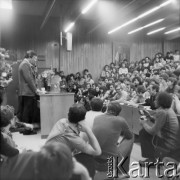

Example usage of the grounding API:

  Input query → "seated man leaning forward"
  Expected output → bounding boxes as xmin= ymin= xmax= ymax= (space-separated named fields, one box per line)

xmin=139 ymin=92 xmax=180 ymax=163
xmin=46 ymin=103 xmax=101 ymax=156
xmin=92 ymin=102 xmax=134 ymax=173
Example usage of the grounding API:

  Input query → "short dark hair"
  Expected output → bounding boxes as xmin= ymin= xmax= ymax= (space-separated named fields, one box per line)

xmin=168 ymin=77 xmax=177 ymax=85
xmin=160 ymin=73 xmax=169 ymax=81
xmin=156 ymin=92 xmax=172 ymax=109
xmin=107 ymin=102 xmax=122 ymax=116
xmin=132 ymin=77 xmax=142 ymax=85
xmin=68 ymin=104 xmax=86 ymax=124
xmin=90 ymin=98 xmax=103 ymax=111
xmin=24 ymin=50 xmax=37 ymax=58
xmin=137 ymin=85 xmax=145 ymax=94
xmin=0 ymin=105 xmax=14 ymax=128
xmin=36 ymin=142 xmax=73 ymax=180
xmin=152 ymin=84 xmax=159 ymax=92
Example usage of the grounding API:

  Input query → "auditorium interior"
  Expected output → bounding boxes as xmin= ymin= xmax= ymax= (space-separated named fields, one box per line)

xmin=0 ymin=0 xmax=180 ymax=180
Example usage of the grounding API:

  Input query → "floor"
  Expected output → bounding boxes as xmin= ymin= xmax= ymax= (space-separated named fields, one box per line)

xmin=13 ymin=132 xmax=167 ymax=180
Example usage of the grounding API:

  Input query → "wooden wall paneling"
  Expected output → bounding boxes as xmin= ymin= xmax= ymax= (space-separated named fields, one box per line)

xmin=130 ymin=38 xmax=163 ymax=61
xmin=163 ymin=39 xmax=180 ymax=54
xmin=60 ymin=30 xmax=112 ymax=80
xmin=46 ymin=41 xmax=59 ymax=70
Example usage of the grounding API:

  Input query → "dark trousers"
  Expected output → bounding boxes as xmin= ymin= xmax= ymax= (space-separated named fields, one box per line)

xmin=139 ymin=129 xmax=155 ymax=159
xmin=17 ymin=96 xmax=40 ymax=124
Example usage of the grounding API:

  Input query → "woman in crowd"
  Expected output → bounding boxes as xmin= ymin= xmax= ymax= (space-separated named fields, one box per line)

xmin=119 ymin=62 xmax=128 ymax=75
xmin=136 ymin=62 xmax=144 ymax=72
xmin=86 ymin=74 xmax=94 ymax=86
xmin=75 ymin=72 xmax=81 ymax=85
xmin=100 ymin=65 xmax=110 ymax=79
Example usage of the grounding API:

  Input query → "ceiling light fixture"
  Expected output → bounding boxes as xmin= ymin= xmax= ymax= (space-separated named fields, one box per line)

xmin=81 ymin=0 xmax=98 ymax=14
xmin=108 ymin=0 xmax=173 ymax=34
xmin=147 ymin=27 xmax=166 ymax=35
xmin=64 ymin=22 xmax=75 ymax=33
xmin=164 ymin=27 xmax=180 ymax=34
xmin=128 ymin=18 xmax=164 ymax=34
xmin=0 ymin=0 xmax=12 ymax=9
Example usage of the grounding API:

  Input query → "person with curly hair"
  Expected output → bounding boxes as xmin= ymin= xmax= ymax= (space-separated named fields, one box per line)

xmin=139 ymin=92 xmax=180 ymax=163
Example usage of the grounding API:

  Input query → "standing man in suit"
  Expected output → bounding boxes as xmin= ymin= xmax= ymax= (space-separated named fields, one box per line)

xmin=18 ymin=50 xmax=38 ymax=124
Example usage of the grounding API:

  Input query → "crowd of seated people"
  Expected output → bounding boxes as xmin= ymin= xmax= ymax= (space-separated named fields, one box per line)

xmin=1 ymin=49 xmax=180 ymax=180
xmin=56 ymin=50 xmax=180 ymax=114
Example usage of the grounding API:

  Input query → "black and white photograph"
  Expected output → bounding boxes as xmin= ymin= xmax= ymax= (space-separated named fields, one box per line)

xmin=0 ymin=0 xmax=180 ymax=179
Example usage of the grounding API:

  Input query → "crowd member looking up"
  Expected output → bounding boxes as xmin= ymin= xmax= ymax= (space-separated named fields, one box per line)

xmin=18 ymin=50 xmax=38 ymax=124
xmin=93 ymin=102 xmax=134 ymax=173
xmin=0 ymin=142 xmax=91 ymax=180
xmin=139 ymin=92 xmax=180 ymax=163
xmin=46 ymin=103 xmax=101 ymax=156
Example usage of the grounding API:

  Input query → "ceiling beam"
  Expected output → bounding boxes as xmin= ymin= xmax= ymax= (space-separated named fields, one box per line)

xmin=40 ymin=0 xmax=57 ymax=30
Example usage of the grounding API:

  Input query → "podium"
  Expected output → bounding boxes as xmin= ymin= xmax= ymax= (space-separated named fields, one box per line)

xmin=39 ymin=93 xmax=74 ymax=138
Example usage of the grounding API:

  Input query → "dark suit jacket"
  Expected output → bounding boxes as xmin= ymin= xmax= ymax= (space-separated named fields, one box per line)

xmin=18 ymin=59 xmax=36 ymax=96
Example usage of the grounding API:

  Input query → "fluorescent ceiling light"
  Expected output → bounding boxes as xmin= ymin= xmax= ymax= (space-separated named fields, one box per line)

xmin=82 ymin=0 xmax=98 ymax=14
xmin=137 ymin=7 xmax=160 ymax=19
xmin=128 ymin=19 xmax=164 ymax=34
xmin=159 ymin=0 xmax=173 ymax=7
xmin=108 ymin=17 xmax=139 ymax=34
xmin=108 ymin=0 xmax=173 ymax=34
xmin=0 ymin=0 xmax=12 ymax=9
xmin=64 ymin=22 xmax=75 ymax=33
xmin=147 ymin=27 xmax=166 ymax=35
xmin=164 ymin=27 xmax=180 ymax=34
xmin=144 ymin=19 xmax=164 ymax=28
